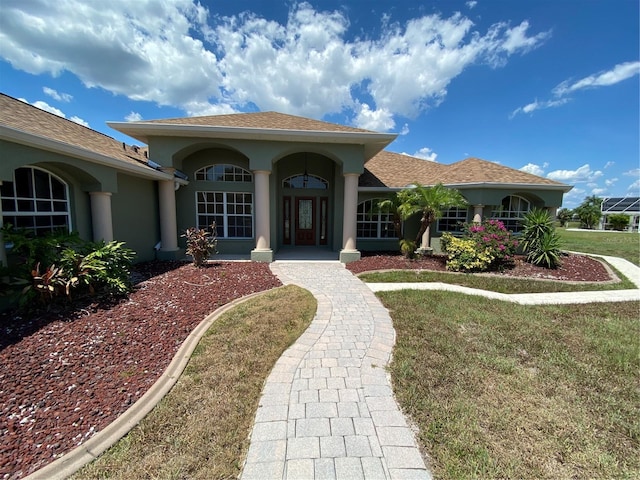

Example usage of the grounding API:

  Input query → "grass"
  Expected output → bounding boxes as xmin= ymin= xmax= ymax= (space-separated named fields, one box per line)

xmin=380 ymin=290 xmax=640 ymax=479
xmin=358 ymin=266 xmax=637 ymax=293
xmin=557 ymin=228 xmax=640 ymax=266
xmin=73 ymin=285 xmax=316 ymax=480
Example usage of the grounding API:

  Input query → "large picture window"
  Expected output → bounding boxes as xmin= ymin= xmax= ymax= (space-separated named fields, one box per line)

xmin=1 ymin=167 xmax=70 ymax=235
xmin=357 ymin=199 xmax=395 ymax=239
xmin=437 ymin=207 xmax=468 ymax=232
xmin=491 ymin=195 xmax=531 ymax=232
xmin=195 ymin=164 xmax=252 ymax=182
xmin=196 ymin=191 xmax=253 ymax=238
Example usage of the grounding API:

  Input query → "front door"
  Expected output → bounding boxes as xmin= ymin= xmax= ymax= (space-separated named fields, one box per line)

xmin=295 ymin=197 xmax=315 ymax=245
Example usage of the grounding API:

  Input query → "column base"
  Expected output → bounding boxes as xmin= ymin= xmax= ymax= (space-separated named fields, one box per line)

xmin=156 ymin=248 xmax=183 ymax=261
xmin=251 ymin=249 xmax=274 ymax=262
xmin=339 ymin=249 xmax=361 ymax=264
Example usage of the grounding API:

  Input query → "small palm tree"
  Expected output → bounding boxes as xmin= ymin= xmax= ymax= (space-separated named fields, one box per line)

xmin=397 ymin=183 xmax=467 ymax=249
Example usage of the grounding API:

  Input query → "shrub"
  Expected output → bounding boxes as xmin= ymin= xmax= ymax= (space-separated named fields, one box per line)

xmin=608 ymin=213 xmax=630 ymax=231
xmin=441 ymin=219 xmax=518 ymax=272
xmin=521 ymin=208 xmax=562 ymax=269
xmin=183 ymin=224 xmax=218 ymax=267
xmin=526 ymin=231 xmax=563 ymax=269
xmin=399 ymin=239 xmax=416 ymax=259
xmin=440 ymin=233 xmax=494 ymax=272
xmin=2 ymin=226 xmax=135 ymax=309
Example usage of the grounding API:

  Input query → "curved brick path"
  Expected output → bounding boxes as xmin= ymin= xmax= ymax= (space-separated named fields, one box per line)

xmin=240 ymin=261 xmax=431 ymax=480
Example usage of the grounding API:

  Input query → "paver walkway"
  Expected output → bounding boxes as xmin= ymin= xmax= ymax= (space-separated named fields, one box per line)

xmin=240 ymin=261 xmax=431 ymax=480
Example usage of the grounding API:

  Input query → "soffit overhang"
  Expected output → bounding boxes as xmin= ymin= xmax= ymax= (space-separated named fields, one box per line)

xmin=107 ymin=122 xmax=397 ymax=160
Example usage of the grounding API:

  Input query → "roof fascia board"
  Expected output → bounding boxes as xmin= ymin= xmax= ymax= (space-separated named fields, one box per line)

xmin=0 ymin=126 xmax=172 ymax=181
xmin=107 ymin=121 xmax=396 ymax=146
xmin=443 ymin=181 xmax=572 ymax=192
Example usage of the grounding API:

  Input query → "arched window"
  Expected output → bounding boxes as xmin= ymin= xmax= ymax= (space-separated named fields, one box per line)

xmin=491 ymin=195 xmax=531 ymax=232
xmin=357 ymin=199 xmax=395 ymax=239
xmin=1 ymin=167 xmax=71 ymax=235
xmin=283 ymin=174 xmax=328 ymax=189
xmin=195 ymin=164 xmax=252 ymax=182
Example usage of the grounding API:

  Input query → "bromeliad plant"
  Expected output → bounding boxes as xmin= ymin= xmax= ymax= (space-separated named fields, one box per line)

xmin=183 ymin=223 xmax=218 ymax=268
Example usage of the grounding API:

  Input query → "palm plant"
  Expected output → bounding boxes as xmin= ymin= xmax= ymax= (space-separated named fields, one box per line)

xmin=396 ymin=183 xmax=467 ymax=250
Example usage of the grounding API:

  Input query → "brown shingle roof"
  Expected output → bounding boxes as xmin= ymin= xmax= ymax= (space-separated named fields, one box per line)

xmin=0 ymin=93 xmax=151 ymax=170
xmin=363 ymin=154 xmax=568 ymax=188
xmin=143 ymin=111 xmax=374 ymax=133
xmin=361 ymin=151 xmax=447 ymax=187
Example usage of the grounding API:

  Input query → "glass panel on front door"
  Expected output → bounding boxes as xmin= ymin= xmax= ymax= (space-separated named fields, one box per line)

xmin=295 ymin=197 xmax=316 ymax=245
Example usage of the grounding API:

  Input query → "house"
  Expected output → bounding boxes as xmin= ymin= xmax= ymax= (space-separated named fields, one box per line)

xmin=0 ymin=92 xmax=572 ymax=264
xmin=599 ymin=197 xmax=640 ymax=231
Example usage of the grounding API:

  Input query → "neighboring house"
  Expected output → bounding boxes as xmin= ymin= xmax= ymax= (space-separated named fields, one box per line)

xmin=599 ymin=197 xmax=640 ymax=231
xmin=0 ymin=93 xmax=572 ymax=264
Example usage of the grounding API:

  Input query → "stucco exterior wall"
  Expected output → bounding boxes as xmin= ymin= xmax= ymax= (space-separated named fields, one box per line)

xmin=111 ymin=173 xmax=160 ymax=262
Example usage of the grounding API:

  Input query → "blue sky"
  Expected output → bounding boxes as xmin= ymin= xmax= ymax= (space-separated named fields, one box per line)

xmin=1 ymin=0 xmax=638 ymax=208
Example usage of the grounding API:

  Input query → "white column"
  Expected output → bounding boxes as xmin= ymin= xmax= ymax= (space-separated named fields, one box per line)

xmin=473 ymin=204 xmax=484 ymax=223
xmin=341 ymin=173 xmax=359 ymax=252
xmin=89 ymin=191 xmax=114 ymax=242
xmin=0 ymin=181 xmax=6 ymax=266
xmin=253 ymin=170 xmax=271 ymax=251
xmin=158 ymin=176 xmax=178 ymax=252
xmin=547 ymin=206 xmax=558 ymax=221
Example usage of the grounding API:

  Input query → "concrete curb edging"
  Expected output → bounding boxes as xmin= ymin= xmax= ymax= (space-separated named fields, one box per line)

xmin=25 ymin=288 xmax=280 ymax=480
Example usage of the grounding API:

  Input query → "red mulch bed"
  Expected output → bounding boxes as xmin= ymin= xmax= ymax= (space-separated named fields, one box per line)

xmin=0 ymin=261 xmax=281 ymax=479
xmin=347 ymin=252 xmax=613 ymax=282
xmin=0 ymin=253 xmax=613 ymax=478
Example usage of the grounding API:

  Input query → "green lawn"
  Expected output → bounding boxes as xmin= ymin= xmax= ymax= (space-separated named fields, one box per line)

xmin=358 ymin=267 xmax=636 ymax=293
xmin=557 ymin=228 xmax=640 ymax=266
xmin=382 ymin=291 xmax=640 ymax=479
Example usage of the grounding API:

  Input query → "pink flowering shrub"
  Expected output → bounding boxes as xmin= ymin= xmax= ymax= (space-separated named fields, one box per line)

xmin=441 ymin=219 xmax=518 ymax=272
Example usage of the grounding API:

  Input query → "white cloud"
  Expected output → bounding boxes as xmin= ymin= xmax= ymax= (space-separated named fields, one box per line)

xmin=0 ymin=1 xmax=550 ymax=127
xmin=400 ymin=123 xmax=410 ymax=135
xmin=553 ymin=61 xmax=640 ymax=97
xmin=628 ymin=179 xmax=640 ymax=192
xmin=510 ymin=97 xmax=569 ymax=117
xmin=23 ymin=98 xmax=89 ymax=126
xmin=519 ymin=162 xmax=546 ymax=176
xmin=353 ymin=103 xmax=395 ymax=131
xmin=624 ymin=168 xmax=640 ymax=178
xmin=547 ymin=163 xmax=603 ymax=183
xmin=412 ymin=147 xmax=438 ymax=162
xmin=125 ymin=111 xmax=143 ymax=122
xmin=466 ymin=1 xmax=478 ymax=9
xmin=43 ymin=87 xmax=72 ymax=102
xmin=31 ymin=100 xmax=66 ymax=117
xmin=604 ymin=161 xmax=615 ymax=169
xmin=604 ymin=178 xmax=618 ymax=187
xmin=590 ymin=187 xmax=607 ymax=196
xmin=512 ymin=61 xmax=639 ymax=118
xmin=70 ymin=116 xmax=90 ymax=127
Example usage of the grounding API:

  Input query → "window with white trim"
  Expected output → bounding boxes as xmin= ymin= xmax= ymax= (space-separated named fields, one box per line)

xmin=195 ymin=164 xmax=252 ymax=182
xmin=196 ymin=191 xmax=253 ymax=238
xmin=1 ymin=167 xmax=71 ymax=235
xmin=357 ymin=199 xmax=395 ymax=238
xmin=491 ymin=195 xmax=531 ymax=232
xmin=437 ymin=207 xmax=468 ymax=232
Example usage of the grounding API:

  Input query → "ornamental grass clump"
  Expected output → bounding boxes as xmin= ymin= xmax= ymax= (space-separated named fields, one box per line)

xmin=441 ymin=219 xmax=518 ymax=272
